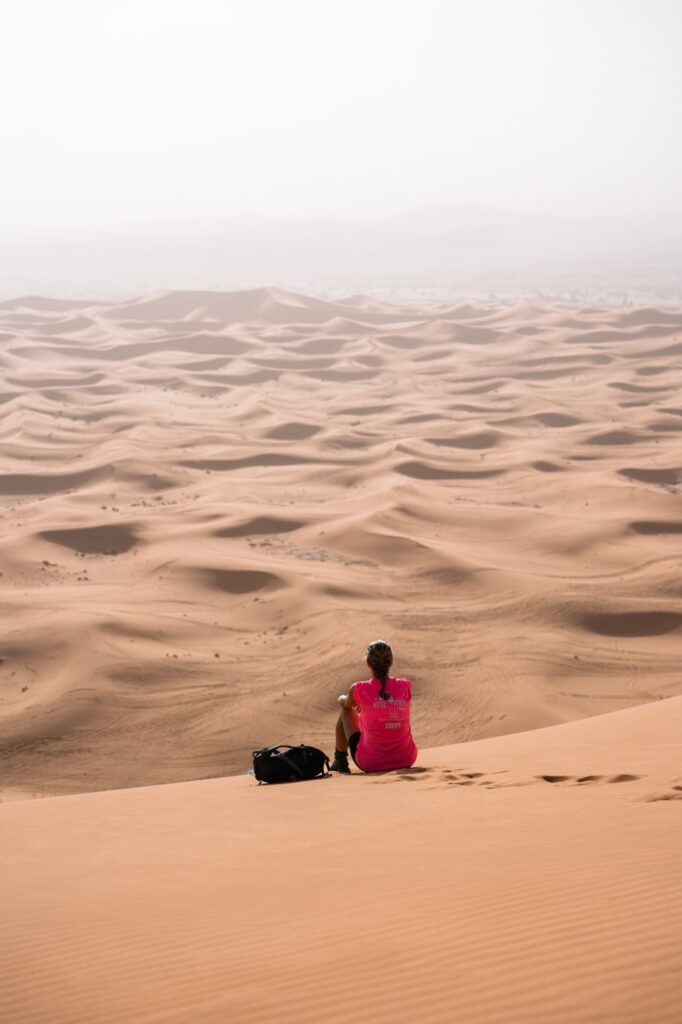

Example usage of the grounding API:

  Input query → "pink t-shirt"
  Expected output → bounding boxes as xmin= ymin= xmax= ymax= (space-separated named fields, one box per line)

xmin=352 ymin=676 xmax=418 ymax=773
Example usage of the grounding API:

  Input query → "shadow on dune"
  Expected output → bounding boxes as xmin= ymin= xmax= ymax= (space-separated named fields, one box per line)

xmin=39 ymin=523 xmax=140 ymax=555
xmin=579 ymin=610 xmax=682 ymax=637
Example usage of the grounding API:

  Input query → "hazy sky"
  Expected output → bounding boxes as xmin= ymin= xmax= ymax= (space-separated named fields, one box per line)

xmin=3 ymin=0 xmax=681 ymax=233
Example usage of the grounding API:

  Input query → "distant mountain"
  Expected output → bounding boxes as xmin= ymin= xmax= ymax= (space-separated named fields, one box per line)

xmin=102 ymin=286 xmax=403 ymax=325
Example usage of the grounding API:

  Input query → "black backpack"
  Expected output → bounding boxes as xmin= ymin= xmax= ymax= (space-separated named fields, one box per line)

xmin=252 ymin=743 xmax=331 ymax=784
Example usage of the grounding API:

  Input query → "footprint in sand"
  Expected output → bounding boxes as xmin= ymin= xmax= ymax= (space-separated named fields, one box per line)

xmin=394 ymin=767 xmax=504 ymax=787
xmin=392 ymin=766 xmax=433 ymax=782
xmin=370 ymin=766 xmax=458 ymax=784
xmin=371 ymin=768 xmax=648 ymax=793
xmin=537 ymin=773 xmax=640 ymax=786
xmin=640 ymin=782 xmax=682 ymax=803
xmin=418 ymin=769 xmax=512 ymax=789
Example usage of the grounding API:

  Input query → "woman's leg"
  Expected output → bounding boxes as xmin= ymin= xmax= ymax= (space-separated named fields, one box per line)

xmin=335 ymin=707 xmax=360 ymax=752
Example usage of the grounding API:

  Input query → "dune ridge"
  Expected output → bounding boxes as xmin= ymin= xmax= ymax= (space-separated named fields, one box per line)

xmin=1 ymin=695 xmax=680 ymax=1023
xmin=1 ymin=287 xmax=681 ymax=1022
xmin=0 ymin=287 xmax=681 ymax=796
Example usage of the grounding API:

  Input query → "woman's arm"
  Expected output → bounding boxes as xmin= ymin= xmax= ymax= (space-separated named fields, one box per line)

xmin=337 ymin=683 xmax=358 ymax=709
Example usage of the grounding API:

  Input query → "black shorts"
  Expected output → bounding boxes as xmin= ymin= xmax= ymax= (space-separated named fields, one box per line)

xmin=348 ymin=731 xmax=361 ymax=765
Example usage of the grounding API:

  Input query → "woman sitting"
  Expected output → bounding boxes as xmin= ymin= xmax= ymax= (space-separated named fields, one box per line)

xmin=330 ymin=639 xmax=418 ymax=774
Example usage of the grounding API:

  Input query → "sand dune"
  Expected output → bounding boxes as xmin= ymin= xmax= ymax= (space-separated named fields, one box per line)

xmin=0 ymin=288 xmax=681 ymax=795
xmin=426 ymin=430 xmax=501 ymax=448
xmin=1 ymin=288 xmax=681 ymax=1021
xmin=1 ymin=695 xmax=680 ymax=1023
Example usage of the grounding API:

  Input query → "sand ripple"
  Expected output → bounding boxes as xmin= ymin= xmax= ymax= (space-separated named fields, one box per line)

xmin=0 ymin=287 xmax=680 ymax=795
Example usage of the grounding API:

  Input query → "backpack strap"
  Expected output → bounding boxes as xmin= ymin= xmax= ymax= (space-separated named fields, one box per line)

xmin=274 ymin=753 xmax=306 ymax=779
xmin=274 ymin=746 xmax=331 ymax=781
xmin=253 ymin=744 xmax=297 ymax=758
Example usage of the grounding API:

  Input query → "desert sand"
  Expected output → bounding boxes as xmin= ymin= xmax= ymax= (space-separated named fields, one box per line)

xmin=0 ymin=288 xmax=681 ymax=1021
